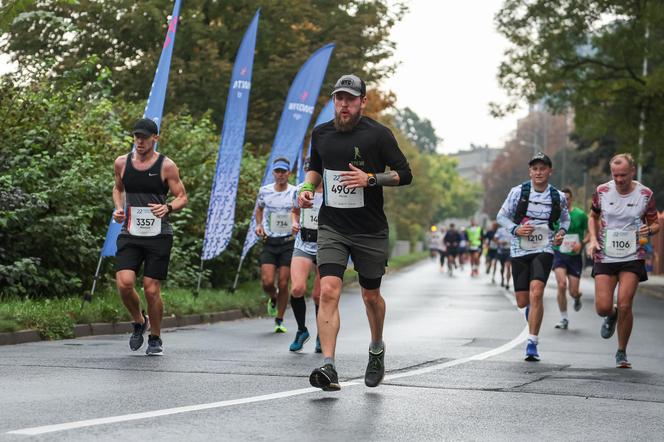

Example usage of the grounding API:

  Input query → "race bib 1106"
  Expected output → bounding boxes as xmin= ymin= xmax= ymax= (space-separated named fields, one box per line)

xmin=604 ymin=229 xmax=637 ymax=258
xmin=269 ymin=212 xmax=292 ymax=235
xmin=324 ymin=169 xmax=364 ymax=209
xmin=128 ymin=206 xmax=161 ymax=237
xmin=519 ymin=224 xmax=549 ymax=251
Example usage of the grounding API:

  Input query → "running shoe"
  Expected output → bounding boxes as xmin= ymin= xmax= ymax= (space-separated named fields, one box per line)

xmin=309 ymin=364 xmax=340 ymax=391
xmin=289 ymin=328 xmax=310 ymax=352
xmin=274 ymin=321 xmax=287 ymax=333
xmin=315 ymin=335 xmax=322 ymax=353
xmin=266 ymin=298 xmax=277 ymax=317
xmin=129 ymin=311 xmax=149 ymax=351
xmin=573 ymin=295 xmax=582 ymax=312
xmin=615 ymin=350 xmax=631 ymax=368
xmin=601 ymin=306 xmax=618 ymax=339
xmin=554 ymin=318 xmax=569 ymax=330
xmin=145 ymin=335 xmax=163 ymax=356
xmin=525 ymin=339 xmax=539 ymax=362
xmin=365 ymin=347 xmax=385 ymax=387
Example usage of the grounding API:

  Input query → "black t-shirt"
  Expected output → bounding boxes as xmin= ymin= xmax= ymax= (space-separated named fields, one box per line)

xmin=309 ymin=116 xmax=412 ymax=234
xmin=444 ymin=230 xmax=461 ymax=247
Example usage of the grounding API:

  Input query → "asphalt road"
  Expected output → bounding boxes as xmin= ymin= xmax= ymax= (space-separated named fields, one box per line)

xmin=1 ymin=259 xmax=663 ymax=441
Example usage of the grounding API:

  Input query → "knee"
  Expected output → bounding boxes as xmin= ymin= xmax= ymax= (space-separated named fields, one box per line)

xmin=362 ymin=290 xmax=382 ymax=305
xmin=143 ymin=286 xmax=161 ymax=302
xmin=558 ymin=281 xmax=567 ymax=292
xmin=291 ymin=283 xmax=306 ymax=298
xmin=116 ymin=276 xmax=134 ymax=293
xmin=617 ymin=300 xmax=632 ymax=315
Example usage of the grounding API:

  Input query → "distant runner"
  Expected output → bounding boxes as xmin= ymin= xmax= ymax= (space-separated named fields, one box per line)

xmin=495 ymin=226 xmax=512 ymax=289
xmin=467 ymin=219 xmax=483 ymax=277
xmin=484 ymin=222 xmax=499 ymax=283
xmin=443 ymin=223 xmax=461 ymax=276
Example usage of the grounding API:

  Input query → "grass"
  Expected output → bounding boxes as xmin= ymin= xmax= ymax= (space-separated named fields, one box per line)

xmin=0 ymin=251 xmax=428 ymax=340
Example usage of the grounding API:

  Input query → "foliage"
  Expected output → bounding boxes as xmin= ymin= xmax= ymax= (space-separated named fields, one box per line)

xmin=393 ymin=107 xmax=442 ymax=154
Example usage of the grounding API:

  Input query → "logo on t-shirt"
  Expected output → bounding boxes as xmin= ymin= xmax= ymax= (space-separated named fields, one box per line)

xmin=351 ymin=146 xmax=364 ymax=167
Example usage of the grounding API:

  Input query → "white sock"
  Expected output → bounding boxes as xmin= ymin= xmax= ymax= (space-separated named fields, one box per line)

xmin=561 ymin=311 xmax=568 ymax=320
xmin=528 ymin=334 xmax=538 ymax=344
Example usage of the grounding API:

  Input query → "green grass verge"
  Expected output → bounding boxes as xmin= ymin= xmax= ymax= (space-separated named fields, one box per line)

xmin=0 ymin=251 xmax=428 ymax=340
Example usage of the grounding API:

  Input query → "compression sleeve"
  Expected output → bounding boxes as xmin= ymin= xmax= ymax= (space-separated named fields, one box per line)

xmin=380 ymin=127 xmax=412 ymax=185
xmin=497 ymin=186 xmax=520 ymax=233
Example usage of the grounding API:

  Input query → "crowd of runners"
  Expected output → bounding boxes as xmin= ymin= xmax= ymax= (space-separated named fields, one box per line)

xmin=110 ymin=73 xmax=659 ymax=391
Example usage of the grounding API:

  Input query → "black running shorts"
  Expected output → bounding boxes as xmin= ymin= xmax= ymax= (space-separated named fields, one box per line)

xmin=115 ymin=234 xmax=174 ymax=280
xmin=592 ymin=259 xmax=648 ymax=282
xmin=260 ymin=238 xmax=295 ymax=268
xmin=511 ymin=252 xmax=554 ymax=292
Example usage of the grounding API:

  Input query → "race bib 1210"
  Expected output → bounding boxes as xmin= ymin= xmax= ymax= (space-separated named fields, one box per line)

xmin=519 ymin=224 xmax=549 ymax=251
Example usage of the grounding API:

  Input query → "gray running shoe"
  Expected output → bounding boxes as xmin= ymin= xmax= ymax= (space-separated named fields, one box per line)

xmin=365 ymin=347 xmax=385 ymax=387
xmin=145 ymin=335 xmax=163 ymax=356
xmin=554 ymin=318 xmax=569 ymax=330
xmin=601 ymin=306 xmax=618 ymax=339
xmin=129 ymin=311 xmax=149 ymax=351
xmin=615 ymin=350 xmax=631 ymax=368
xmin=573 ymin=295 xmax=582 ymax=312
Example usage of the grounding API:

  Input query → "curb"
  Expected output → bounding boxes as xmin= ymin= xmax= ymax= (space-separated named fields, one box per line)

xmin=0 ymin=310 xmax=246 ymax=347
xmin=638 ymin=285 xmax=664 ymax=300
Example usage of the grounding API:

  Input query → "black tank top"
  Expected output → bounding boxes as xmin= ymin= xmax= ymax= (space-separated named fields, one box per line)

xmin=120 ymin=153 xmax=172 ymax=236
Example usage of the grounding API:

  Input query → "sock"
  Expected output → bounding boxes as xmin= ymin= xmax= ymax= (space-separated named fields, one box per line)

xmin=528 ymin=334 xmax=538 ymax=344
xmin=290 ymin=296 xmax=307 ymax=331
xmin=275 ymin=318 xmax=283 ymax=326
xmin=369 ymin=340 xmax=384 ymax=353
xmin=561 ymin=311 xmax=568 ymax=320
xmin=324 ymin=357 xmax=334 ymax=368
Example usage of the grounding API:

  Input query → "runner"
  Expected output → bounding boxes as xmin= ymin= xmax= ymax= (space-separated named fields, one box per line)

xmin=288 ymin=163 xmax=323 ymax=353
xmin=299 ymin=74 xmax=412 ymax=391
xmin=112 ymin=118 xmax=188 ymax=356
xmin=467 ymin=219 xmax=483 ymax=277
xmin=587 ymin=153 xmax=659 ymax=368
xmin=497 ymin=152 xmax=569 ymax=361
xmin=443 ymin=223 xmax=461 ymax=276
xmin=552 ymin=188 xmax=589 ymax=330
xmin=255 ymin=157 xmax=298 ymax=333
xmin=494 ymin=225 xmax=512 ymax=289
xmin=458 ymin=227 xmax=469 ymax=271
xmin=484 ymin=221 xmax=499 ymax=282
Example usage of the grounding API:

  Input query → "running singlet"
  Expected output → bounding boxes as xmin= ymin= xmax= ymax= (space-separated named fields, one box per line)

xmin=257 ymin=183 xmax=297 ymax=238
xmin=121 ymin=153 xmax=172 ymax=237
xmin=467 ymin=226 xmax=482 ymax=249
xmin=554 ymin=206 xmax=587 ymax=255
xmin=591 ymin=180 xmax=657 ymax=263
xmin=293 ymin=183 xmax=323 ymax=255
xmin=497 ymin=182 xmax=570 ymax=258
xmin=309 ymin=116 xmax=412 ymax=234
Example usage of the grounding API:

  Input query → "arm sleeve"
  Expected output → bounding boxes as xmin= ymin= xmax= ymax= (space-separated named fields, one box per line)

xmin=381 ymin=128 xmax=412 ymax=185
xmin=497 ymin=187 xmax=519 ymax=232
xmin=309 ymin=128 xmax=323 ymax=175
xmin=591 ymin=188 xmax=601 ymax=214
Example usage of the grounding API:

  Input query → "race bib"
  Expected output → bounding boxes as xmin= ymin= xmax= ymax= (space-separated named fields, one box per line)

xmin=324 ymin=169 xmax=364 ymax=209
xmin=128 ymin=207 xmax=161 ymax=237
xmin=302 ymin=206 xmax=319 ymax=230
xmin=604 ymin=229 xmax=637 ymax=258
xmin=559 ymin=233 xmax=580 ymax=254
xmin=269 ymin=212 xmax=292 ymax=235
xmin=519 ymin=225 xmax=549 ymax=251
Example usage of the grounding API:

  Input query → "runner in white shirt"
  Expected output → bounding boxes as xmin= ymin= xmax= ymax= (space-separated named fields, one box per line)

xmin=587 ymin=153 xmax=660 ymax=368
xmin=255 ymin=157 xmax=298 ymax=333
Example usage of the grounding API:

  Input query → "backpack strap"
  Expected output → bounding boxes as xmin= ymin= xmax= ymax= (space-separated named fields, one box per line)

xmin=512 ymin=181 xmax=531 ymax=225
xmin=549 ymin=186 xmax=561 ymax=229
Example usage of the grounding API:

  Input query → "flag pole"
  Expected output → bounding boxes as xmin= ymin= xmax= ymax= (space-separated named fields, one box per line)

xmin=81 ymin=254 xmax=104 ymax=309
xmin=231 ymin=256 xmax=245 ymax=293
xmin=194 ymin=258 xmax=204 ymax=296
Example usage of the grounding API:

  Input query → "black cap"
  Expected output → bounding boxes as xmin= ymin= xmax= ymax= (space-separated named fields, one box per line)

xmin=528 ymin=152 xmax=552 ymax=167
xmin=331 ymin=74 xmax=366 ymax=97
xmin=132 ymin=118 xmax=159 ymax=136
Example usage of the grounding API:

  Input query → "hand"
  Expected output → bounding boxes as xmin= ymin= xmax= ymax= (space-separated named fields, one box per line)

xmin=638 ymin=224 xmax=650 ymax=237
xmin=572 ymin=242 xmax=582 ymax=253
xmin=553 ymin=230 xmax=565 ymax=246
xmin=149 ymin=203 xmax=169 ymax=219
xmin=586 ymin=240 xmax=600 ymax=257
xmin=255 ymin=224 xmax=266 ymax=237
xmin=292 ymin=222 xmax=301 ymax=235
xmin=515 ymin=224 xmax=534 ymax=237
xmin=340 ymin=163 xmax=368 ymax=189
xmin=113 ymin=208 xmax=125 ymax=223
xmin=298 ymin=191 xmax=314 ymax=208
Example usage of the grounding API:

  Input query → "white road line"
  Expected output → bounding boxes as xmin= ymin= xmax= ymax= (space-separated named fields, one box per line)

xmin=8 ymin=289 xmax=527 ymax=436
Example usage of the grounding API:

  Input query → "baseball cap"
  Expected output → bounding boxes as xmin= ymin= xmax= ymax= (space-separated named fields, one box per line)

xmin=528 ymin=152 xmax=552 ymax=167
xmin=272 ymin=157 xmax=290 ymax=172
xmin=132 ymin=118 xmax=159 ymax=136
xmin=331 ymin=74 xmax=366 ymax=97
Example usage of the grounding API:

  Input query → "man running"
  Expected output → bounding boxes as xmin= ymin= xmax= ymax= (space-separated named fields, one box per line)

xmin=299 ymin=74 xmax=412 ymax=391
xmin=443 ymin=223 xmax=461 ymax=276
xmin=113 ymin=118 xmax=188 ymax=356
xmin=288 ymin=163 xmax=323 ymax=353
xmin=587 ymin=153 xmax=659 ymax=368
xmin=255 ymin=157 xmax=298 ymax=333
xmin=484 ymin=221 xmax=499 ymax=282
xmin=467 ymin=219 xmax=483 ymax=277
xmin=495 ymin=225 xmax=512 ymax=289
xmin=497 ymin=152 xmax=569 ymax=361
xmin=552 ymin=188 xmax=588 ymax=330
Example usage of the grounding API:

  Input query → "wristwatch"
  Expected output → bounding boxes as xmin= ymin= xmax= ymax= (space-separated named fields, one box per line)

xmin=367 ymin=173 xmax=377 ymax=187
xmin=167 ymin=204 xmax=173 ymax=214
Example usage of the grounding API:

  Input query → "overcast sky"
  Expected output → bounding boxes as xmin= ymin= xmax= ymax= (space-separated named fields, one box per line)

xmin=383 ymin=0 xmax=527 ymax=154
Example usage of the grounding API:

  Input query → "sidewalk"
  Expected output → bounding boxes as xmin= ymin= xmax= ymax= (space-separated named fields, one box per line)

xmin=640 ymin=274 xmax=664 ymax=299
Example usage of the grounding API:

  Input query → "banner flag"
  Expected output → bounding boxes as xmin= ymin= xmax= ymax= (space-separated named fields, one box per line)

xmin=200 ymin=11 xmax=260 ymax=260
xmin=297 ymin=99 xmax=334 ymax=184
xmin=100 ymin=0 xmax=183 ymax=257
xmin=240 ymin=43 xmax=335 ymax=260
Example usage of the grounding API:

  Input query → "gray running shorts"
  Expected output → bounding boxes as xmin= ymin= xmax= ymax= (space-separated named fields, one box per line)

xmin=293 ymin=247 xmax=316 ymax=263
xmin=317 ymin=225 xmax=389 ymax=279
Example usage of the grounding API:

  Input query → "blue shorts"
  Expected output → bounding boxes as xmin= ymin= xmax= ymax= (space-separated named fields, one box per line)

xmin=552 ymin=250 xmax=582 ymax=278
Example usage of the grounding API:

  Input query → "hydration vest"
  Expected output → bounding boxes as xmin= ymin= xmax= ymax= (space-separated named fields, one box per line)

xmin=512 ymin=181 xmax=561 ymax=230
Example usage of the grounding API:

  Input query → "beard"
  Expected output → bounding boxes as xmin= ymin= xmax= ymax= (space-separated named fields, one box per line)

xmin=334 ymin=110 xmax=361 ymax=132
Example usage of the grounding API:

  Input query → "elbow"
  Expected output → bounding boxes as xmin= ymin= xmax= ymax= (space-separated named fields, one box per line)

xmin=397 ymin=170 xmax=413 ymax=186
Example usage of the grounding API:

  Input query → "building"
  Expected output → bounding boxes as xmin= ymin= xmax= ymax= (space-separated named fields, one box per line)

xmin=450 ymin=144 xmax=502 ymax=184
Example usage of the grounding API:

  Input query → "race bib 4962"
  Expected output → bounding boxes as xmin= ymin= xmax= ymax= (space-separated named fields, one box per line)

xmin=324 ymin=169 xmax=364 ymax=209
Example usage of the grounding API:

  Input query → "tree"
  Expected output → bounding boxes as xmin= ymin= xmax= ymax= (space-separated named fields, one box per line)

xmin=393 ymin=106 xmax=441 ymax=154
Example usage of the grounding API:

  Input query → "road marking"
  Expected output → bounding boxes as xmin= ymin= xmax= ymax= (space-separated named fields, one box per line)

xmin=8 ymin=289 xmax=527 ymax=436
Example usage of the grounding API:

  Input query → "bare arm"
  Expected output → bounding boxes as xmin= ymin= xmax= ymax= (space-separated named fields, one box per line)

xmin=112 ymin=156 xmax=127 ymax=223
xmin=149 ymin=158 xmax=188 ymax=218
xmin=298 ymin=170 xmax=322 ymax=208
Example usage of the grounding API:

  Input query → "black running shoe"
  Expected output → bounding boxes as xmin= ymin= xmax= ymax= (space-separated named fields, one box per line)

xmin=365 ymin=347 xmax=385 ymax=387
xmin=309 ymin=364 xmax=340 ymax=391
xmin=145 ymin=335 xmax=163 ymax=356
xmin=129 ymin=311 xmax=149 ymax=351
